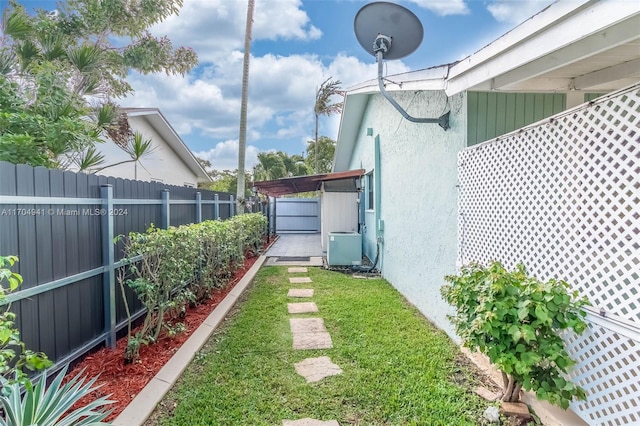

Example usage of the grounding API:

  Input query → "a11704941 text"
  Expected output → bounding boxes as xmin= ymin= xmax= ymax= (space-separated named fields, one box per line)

xmin=1 ymin=208 xmax=128 ymax=216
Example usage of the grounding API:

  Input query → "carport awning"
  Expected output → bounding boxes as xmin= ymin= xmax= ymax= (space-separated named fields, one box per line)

xmin=253 ymin=169 xmax=365 ymax=197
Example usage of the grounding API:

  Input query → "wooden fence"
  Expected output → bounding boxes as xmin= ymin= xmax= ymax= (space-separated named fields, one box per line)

xmin=0 ymin=161 xmax=252 ymax=368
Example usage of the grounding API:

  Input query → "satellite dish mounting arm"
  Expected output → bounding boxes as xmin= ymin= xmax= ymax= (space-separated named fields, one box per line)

xmin=374 ymin=35 xmax=450 ymax=130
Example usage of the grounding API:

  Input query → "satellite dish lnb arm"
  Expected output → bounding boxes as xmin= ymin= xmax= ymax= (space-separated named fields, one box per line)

xmin=376 ymin=51 xmax=450 ymax=130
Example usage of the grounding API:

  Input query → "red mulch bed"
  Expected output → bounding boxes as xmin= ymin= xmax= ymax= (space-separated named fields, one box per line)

xmin=68 ymin=239 xmax=273 ymax=422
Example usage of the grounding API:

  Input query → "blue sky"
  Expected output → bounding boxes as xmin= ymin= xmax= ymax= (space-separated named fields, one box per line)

xmin=8 ymin=0 xmax=555 ymax=170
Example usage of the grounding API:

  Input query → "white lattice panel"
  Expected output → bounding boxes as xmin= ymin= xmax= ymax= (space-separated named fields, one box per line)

xmin=564 ymin=321 xmax=640 ymax=425
xmin=458 ymin=84 xmax=640 ymax=425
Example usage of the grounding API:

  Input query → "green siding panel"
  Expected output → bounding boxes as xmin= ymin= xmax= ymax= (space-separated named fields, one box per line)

xmin=585 ymin=93 xmax=606 ymax=102
xmin=495 ymin=93 xmax=507 ymax=136
xmin=476 ymin=92 xmax=488 ymax=143
xmin=467 ymin=91 xmax=478 ymax=147
xmin=505 ymin=94 xmax=516 ymax=131
xmin=467 ymin=92 xmax=566 ymax=146
xmin=486 ymin=92 xmax=497 ymax=139
xmin=514 ymin=94 xmax=526 ymax=130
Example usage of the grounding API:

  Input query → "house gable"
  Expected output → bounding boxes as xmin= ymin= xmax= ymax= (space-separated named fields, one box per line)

xmin=95 ymin=108 xmax=211 ymax=186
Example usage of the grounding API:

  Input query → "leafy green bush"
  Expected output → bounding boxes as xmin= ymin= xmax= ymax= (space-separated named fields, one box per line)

xmin=0 ymin=365 xmax=113 ymax=426
xmin=0 ymin=255 xmax=51 ymax=383
xmin=120 ymin=213 xmax=267 ymax=361
xmin=441 ymin=261 xmax=589 ymax=408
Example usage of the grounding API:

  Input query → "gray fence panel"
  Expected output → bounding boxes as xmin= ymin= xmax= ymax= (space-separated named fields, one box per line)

xmin=0 ymin=161 xmax=241 ymax=366
xmin=275 ymin=198 xmax=320 ymax=233
xmin=34 ymin=167 xmax=56 ymax=358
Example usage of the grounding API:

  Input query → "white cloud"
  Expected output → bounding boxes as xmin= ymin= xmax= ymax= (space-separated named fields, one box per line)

xmin=195 ymin=140 xmax=260 ymax=171
xmin=151 ymin=0 xmax=320 ymax=63
xmin=121 ymin=1 xmax=414 ymax=171
xmin=328 ymin=53 xmax=411 ymax=88
xmin=123 ymin=51 xmax=386 ymax=151
xmin=486 ymin=0 xmax=553 ymax=24
xmin=408 ymin=0 xmax=470 ymax=16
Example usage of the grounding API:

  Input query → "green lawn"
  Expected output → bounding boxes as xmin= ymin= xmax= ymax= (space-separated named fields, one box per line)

xmin=149 ymin=266 xmax=488 ymax=425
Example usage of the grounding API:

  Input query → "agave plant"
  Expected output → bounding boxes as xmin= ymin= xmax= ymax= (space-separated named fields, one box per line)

xmin=0 ymin=366 xmax=113 ymax=426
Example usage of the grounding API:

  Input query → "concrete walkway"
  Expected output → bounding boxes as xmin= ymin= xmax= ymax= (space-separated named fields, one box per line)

xmin=265 ymin=234 xmax=324 ymax=266
xmin=266 ymin=234 xmax=323 ymax=257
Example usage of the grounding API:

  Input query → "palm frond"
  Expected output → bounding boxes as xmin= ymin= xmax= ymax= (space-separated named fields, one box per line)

xmin=74 ymin=74 xmax=101 ymax=95
xmin=67 ymin=44 xmax=101 ymax=73
xmin=15 ymin=40 xmax=39 ymax=71
xmin=124 ymin=131 xmax=155 ymax=160
xmin=76 ymin=146 xmax=105 ymax=171
xmin=2 ymin=6 xmax=32 ymax=40
xmin=38 ymin=34 xmax=66 ymax=61
xmin=314 ymin=77 xmax=343 ymax=116
xmin=94 ymin=102 xmax=118 ymax=128
xmin=0 ymin=50 xmax=15 ymax=75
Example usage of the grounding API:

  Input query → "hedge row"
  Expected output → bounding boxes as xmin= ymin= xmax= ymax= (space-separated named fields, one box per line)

xmin=120 ymin=213 xmax=268 ymax=360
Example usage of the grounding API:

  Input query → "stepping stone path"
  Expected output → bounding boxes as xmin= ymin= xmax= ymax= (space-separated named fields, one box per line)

xmin=292 ymin=332 xmax=333 ymax=350
xmin=284 ymin=268 xmax=341 ymax=426
xmin=294 ymin=356 xmax=343 ymax=383
xmin=289 ymin=313 xmax=333 ymax=350
xmin=288 ymin=302 xmax=319 ymax=314
xmin=290 ymin=318 xmax=326 ymax=333
xmin=288 ymin=288 xmax=314 ymax=298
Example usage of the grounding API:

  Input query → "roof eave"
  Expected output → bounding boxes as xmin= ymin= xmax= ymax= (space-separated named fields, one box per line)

xmin=126 ymin=109 xmax=212 ymax=183
xmin=446 ymin=0 xmax=640 ymax=95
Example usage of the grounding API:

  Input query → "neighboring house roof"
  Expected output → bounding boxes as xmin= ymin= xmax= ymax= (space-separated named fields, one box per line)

xmin=253 ymin=169 xmax=365 ymax=197
xmin=121 ymin=108 xmax=212 ymax=182
xmin=334 ymin=0 xmax=640 ymax=171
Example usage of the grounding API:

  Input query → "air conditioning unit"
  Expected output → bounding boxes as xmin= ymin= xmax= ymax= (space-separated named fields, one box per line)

xmin=327 ymin=232 xmax=362 ymax=266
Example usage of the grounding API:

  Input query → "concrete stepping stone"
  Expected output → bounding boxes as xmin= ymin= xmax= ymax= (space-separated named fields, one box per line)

xmin=283 ymin=420 xmax=339 ymax=426
xmin=288 ymin=267 xmax=308 ymax=273
xmin=288 ymin=288 xmax=314 ymax=298
xmin=288 ymin=302 xmax=318 ymax=314
xmin=294 ymin=356 xmax=343 ymax=383
xmin=292 ymin=332 xmax=333 ymax=350
xmin=290 ymin=318 xmax=326 ymax=333
xmin=289 ymin=276 xmax=312 ymax=283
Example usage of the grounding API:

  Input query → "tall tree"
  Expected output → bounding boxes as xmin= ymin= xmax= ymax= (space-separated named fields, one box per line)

xmin=305 ymin=136 xmax=336 ymax=174
xmin=0 ymin=0 xmax=197 ymax=168
xmin=313 ymin=78 xmax=343 ymax=173
xmin=198 ymin=168 xmax=252 ymax=197
xmin=253 ymin=151 xmax=310 ymax=182
xmin=236 ymin=0 xmax=255 ymax=214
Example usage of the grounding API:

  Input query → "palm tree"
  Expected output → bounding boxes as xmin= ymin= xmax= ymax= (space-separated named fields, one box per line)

xmin=313 ymin=78 xmax=343 ymax=173
xmin=236 ymin=0 xmax=255 ymax=215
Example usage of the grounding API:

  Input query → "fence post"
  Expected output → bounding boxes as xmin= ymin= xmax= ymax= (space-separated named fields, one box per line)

xmin=195 ymin=192 xmax=202 ymax=223
xmin=161 ymin=189 xmax=170 ymax=229
xmin=230 ymin=195 xmax=235 ymax=217
xmin=214 ymin=194 xmax=220 ymax=219
xmin=101 ymin=185 xmax=116 ymax=349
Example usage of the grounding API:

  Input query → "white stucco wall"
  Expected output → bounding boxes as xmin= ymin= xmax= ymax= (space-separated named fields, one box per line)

xmin=347 ymin=90 xmax=466 ymax=339
xmin=320 ymin=192 xmax=359 ymax=251
xmin=95 ymin=116 xmax=199 ymax=187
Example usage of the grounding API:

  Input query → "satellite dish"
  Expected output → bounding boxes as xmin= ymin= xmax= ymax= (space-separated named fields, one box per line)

xmin=353 ymin=2 xmax=450 ymax=130
xmin=354 ymin=1 xmax=424 ymax=60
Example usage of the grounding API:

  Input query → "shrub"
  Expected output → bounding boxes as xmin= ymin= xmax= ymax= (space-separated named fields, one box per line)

xmin=0 ymin=255 xmax=51 ymax=383
xmin=119 ymin=213 xmax=267 ymax=361
xmin=441 ymin=261 xmax=589 ymax=409
xmin=0 ymin=365 xmax=113 ymax=426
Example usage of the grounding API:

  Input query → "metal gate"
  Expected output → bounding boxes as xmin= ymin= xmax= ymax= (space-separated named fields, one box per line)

xmin=271 ymin=197 xmax=320 ymax=233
